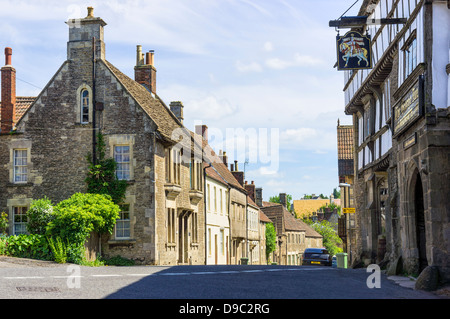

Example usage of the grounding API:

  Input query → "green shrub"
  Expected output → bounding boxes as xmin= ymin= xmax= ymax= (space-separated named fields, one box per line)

xmin=0 ymin=235 xmax=7 ymax=255
xmin=47 ymin=236 xmax=67 ymax=263
xmin=0 ymin=212 xmax=8 ymax=235
xmin=46 ymin=193 xmax=120 ymax=264
xmin=5 ymin=234 xmax=52 ymax=260
xmin=26 ymin=197 xmax=54 ymax=235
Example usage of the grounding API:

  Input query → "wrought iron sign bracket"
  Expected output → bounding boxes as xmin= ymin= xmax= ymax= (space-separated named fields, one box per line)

xmin=329 ymin=16 xmax=407 ymax=29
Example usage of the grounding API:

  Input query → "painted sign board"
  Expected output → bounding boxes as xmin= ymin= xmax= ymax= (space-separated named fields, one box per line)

xmin=336 ymin=31 xmax=372 ymax=70
xmin=393 ymin=76 xmax=424 ymax=137
xmin=343 ymin=207 xmax=356 ymax=214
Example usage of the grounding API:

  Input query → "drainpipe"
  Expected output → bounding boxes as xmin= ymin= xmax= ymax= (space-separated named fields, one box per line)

xmin=227 ymin=184 xmax=231 ymax=265
xmin=203 ymin=162 xmax=212 ymax=265
xmin=92 ymin=37 xmax=97 ymax=165
xmin=246 ymin=195 xmax=249 ymax=262
xmin=92 ymin=37 xmax=99 ymax=258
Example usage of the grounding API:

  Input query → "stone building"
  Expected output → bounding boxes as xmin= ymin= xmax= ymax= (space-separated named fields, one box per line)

xmin=340 ymin=0 xmax=450 ymax=285
xmin=257 ymin=190 xmax=323 ymax=265
xmin=336 ymin=121 xmax=357 ymax=261
xmin=197 ymin=128 xmax=231 ymax=265
xmin=0 ymin=8 xmax=206 ymax=265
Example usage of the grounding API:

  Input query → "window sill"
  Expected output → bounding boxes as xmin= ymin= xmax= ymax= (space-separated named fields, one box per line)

xmin=7 ymin=182 xmax=33 ymax=187
xmin=108 ymin=239 xmax=135 ymax=244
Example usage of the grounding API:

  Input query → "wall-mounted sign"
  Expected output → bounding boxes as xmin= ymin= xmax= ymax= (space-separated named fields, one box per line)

xmin=393 ymin=76 xmax=424 ymax=137
xmin=343 ymin=207 xmax=356 ymax=214
xmin=336 ymin=31 xmax=372 ymax=70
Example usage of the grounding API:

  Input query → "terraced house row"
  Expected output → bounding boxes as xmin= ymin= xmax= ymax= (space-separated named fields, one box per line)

xmin=0 ymin=8 xmax=322 ymax=265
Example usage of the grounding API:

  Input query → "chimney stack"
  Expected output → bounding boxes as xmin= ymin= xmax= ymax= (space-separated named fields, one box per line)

xmin=231 ymin=160 xmax=244 ymax=186
xmin=255 ymin=188 xmax=263 ymax=207
xmin=169 ymin=101 xmax=184 ymax=124
xmin=195 ymin=125 xmax=208 ymax=143
xmin=279 ymin=193 xmax=287 ymax=209
xmin=244 ymin=180 xmax=256 ymax=202
xmin=134 ymin=46 xmax=156 ymax=94
xmin=1 ymin=47 xmax=16 ymax=133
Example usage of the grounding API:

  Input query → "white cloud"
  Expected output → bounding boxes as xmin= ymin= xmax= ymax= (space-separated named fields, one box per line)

xmin=235 ymin=60 xmax=262 ymax=73
xmin=263 ymin=41 xmax=274 ymax=52
xmin=265 ymin=53 xmax=323 ymax=70
xmin=185 ymin=95 xmax=237 ymax=121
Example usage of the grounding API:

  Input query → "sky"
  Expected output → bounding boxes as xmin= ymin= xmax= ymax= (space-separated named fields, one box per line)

xmin=0 ymin=0 xmax=360 ymax=202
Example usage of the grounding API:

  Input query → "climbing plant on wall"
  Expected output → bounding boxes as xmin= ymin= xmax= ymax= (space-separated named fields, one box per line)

xmin=85 ymin=133 xmax=128 ymax=204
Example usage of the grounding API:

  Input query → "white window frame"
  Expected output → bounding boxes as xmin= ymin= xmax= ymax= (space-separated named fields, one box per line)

xmin=114 ymin=145 xmax=131 ymax=181
xmin=13 ymin=149 xmax=28 ymax=183
xmin=115 ymin=204 xmax=130 ymax=239
xmin=13 ymin=206 xmax=28 ymax=235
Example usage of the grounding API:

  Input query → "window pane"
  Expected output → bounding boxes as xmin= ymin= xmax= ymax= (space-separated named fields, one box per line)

xmin=14 ymin=150 xmax=28 ymax=183
xmin=81 ymin=89 xmax=89 ymax=123
xmin=114 ymin=146 xmax=130 ymax=180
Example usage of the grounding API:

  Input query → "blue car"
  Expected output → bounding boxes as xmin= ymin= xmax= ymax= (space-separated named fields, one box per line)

xmin=302 ymin=248 xmax=332 ymax=266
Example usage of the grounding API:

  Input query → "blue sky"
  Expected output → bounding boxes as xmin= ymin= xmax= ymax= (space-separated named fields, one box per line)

xmin=0 ymin=0 xmax=359 ymax=201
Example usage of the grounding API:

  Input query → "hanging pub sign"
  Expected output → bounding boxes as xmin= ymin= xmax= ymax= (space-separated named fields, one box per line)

xmin=336 ymin=31 xmax=372 ymax=70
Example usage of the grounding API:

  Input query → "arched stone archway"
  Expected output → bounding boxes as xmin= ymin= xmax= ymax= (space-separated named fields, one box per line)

xmin=405 ymin=165 xmax=428 ymax=275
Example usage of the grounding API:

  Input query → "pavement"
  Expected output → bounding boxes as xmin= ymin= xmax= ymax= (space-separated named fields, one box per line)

xmin=0 ymin=256 xmax=66 ymax=268
xmin=387 ymin=274 xmax=450 ymax=298
xmin=1 ymin=256 xmax=450 ymax=298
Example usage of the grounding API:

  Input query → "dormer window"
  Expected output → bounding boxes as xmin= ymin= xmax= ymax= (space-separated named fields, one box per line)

xmin=81 ymin=89 xmax=89 ymax=123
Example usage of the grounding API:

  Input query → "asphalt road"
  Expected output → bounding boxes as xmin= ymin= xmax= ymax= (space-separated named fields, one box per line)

xmin=0 ymin=260 xmax=444 ymax=300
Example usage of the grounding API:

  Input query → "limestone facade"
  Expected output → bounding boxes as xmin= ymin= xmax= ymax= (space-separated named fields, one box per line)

xmin=0 ymin=9 xmax=206 ymax=265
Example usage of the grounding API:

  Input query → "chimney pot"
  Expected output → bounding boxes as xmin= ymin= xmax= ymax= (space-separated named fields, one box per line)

xmin=134 ymin=47 xmax=156 ymax=94
xmin=87 ymin=7 xmax=94 ymax=18
xmin=4 ymin=47 xmax=12 ymax=65
xmin=234 ymin=160 xmax=238 ymax=171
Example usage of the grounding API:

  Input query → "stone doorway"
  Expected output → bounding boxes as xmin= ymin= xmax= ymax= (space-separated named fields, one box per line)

xmin=414 ymin=173 xmax=427 ymax=273
xmin=178 ymin=210 xmax=191 ymax=264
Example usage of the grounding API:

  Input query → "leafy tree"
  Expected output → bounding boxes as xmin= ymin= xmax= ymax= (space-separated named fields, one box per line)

xmin=46 ymin=193 xmax=120 ymax=263
xmin=333 ymin=188 xmax=341 ymax=199
xmin=265 ymin=223 xmax=277 ymax=264
xmin=305 ymin=219 xmax=343 ymax=256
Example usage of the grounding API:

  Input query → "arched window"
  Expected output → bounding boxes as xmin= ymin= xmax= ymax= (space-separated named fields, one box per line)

xmin=81 ymin=89 xmax=89 ymax=123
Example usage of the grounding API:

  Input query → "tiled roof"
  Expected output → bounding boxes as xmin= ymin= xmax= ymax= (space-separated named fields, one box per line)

xmin=296 ymin=219 xmax=323 ymax=238
xmin=337 ymin=124 xmax=354 ymax=176
xmin=337 ymin=125 xmax=353 ymax=160
xmin=0 ymin=96 xmax=36 ymax=123
xmin=259 ymin=210 xmax=272 ymax=224
xmin=260 ymin=202 xmax=322 ymax=238
xmin=101 ymin=60 xmax=181 ymax=141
